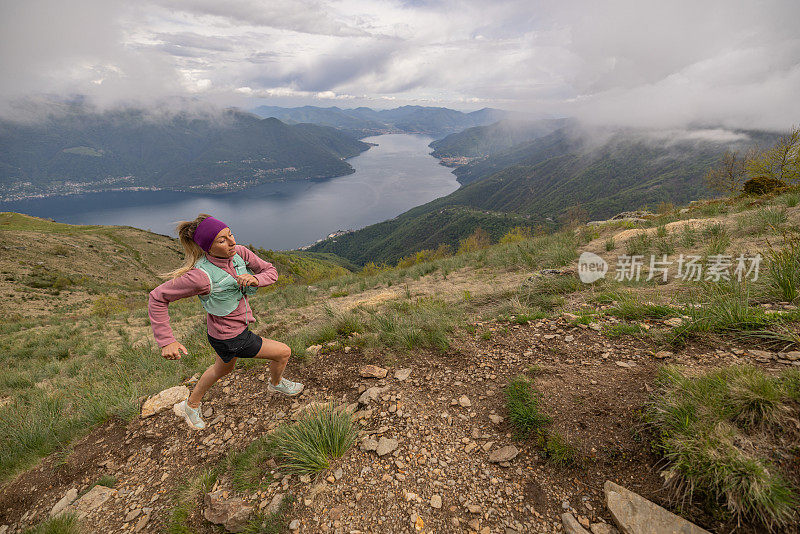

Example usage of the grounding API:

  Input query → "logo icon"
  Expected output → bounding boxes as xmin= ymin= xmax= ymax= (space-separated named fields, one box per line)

xmin=578 ymin=252 xmax=608 ymax=283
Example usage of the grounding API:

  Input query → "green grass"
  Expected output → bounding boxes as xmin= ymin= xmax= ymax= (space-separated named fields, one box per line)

xmin=625 ymin=232 xmax=652 ymax=256
xmin=286 ymin=296 xmax=462 ymax=356
xmin=543 ymin=431 xmax=579 ymax=467
xmin=95 ymin=474 xmax=117 ymax=488
xmin=267 ymin=403 xmax=355 ymax=475
xmin=702 ymin=223 xmax=731 ymax=255
xmin=230 ymin=438 xmax=274 ymax=492
xmin=679 ymin=224 xmax=698 ymax=248
xmin=606 ymin=293 xmax=678 ymax=320
xmin=505 ymin=376 xmax=551 ymax=439
xmin=21 ymin=514 xmax=81 ymax=534
xmin=666 ymin=281 xmax=792 ymax=347
xmin=603 ymin=322 xmax=645 ymax=338
xmin=763 ymin=232 xmax=800 ymax=303
xmin=645 ymin=365 xmax=799 ymax=530
xmin=166 ymin=467 xmax=220 ymax=534
xmin=241 ymin=494 xmax=296 ymax=534
xmin=0 ymin=321 xmax=216 ymax=482
xmin=737 ymin=207 xmax=788 ymax=236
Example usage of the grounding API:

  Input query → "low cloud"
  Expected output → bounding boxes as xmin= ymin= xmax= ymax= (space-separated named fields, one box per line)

xmin=0 ymin=0 xmax=797 ymax=130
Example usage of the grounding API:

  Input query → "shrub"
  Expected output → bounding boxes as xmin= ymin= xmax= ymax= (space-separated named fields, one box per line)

xmin=396 ymin=244 xmax=451 ymax=268
xmin=360 ymin=261 xmax=391 ymax=276
xmin=267 ymin=403 xmax=355 ymax=474
xmin=743 ymin=176 xmax=787 ymax=195
xmin=457 ymin=227 xmax=492 ymax=254
xmin=500 ymin=226 xmax=533 ymax=244
xmin=91 ymin=295 xmax=128 ymax=317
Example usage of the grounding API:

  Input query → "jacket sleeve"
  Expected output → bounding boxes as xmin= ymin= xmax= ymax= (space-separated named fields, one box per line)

xmin=236 ymin=245 xmax=279 ymax=287
xmin=148 ymin=269 xmax=211 ymax=348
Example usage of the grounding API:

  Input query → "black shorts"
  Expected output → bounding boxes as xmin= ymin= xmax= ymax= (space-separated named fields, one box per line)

xmin=207 ymin=328 xmax=263 ymax=363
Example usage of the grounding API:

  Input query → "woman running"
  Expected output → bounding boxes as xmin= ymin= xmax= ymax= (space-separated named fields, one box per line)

xmin=148 ymin=214 xmax=303 ymax=430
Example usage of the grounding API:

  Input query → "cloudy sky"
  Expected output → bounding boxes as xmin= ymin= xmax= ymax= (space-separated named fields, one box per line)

xmin=1 ymin=0 xmax=798 ymax=129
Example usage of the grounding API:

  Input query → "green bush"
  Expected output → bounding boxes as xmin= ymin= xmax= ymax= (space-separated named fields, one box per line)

xmin=743 ymin=176 xmax=787 ymax=195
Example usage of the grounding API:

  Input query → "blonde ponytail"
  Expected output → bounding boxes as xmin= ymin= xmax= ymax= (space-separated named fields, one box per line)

xmin=161 ymin=213 xmax=211 ymax=279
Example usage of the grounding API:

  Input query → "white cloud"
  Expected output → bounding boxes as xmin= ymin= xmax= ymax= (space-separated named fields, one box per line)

xmin=0 ymin=0 xmax=798 ymax=129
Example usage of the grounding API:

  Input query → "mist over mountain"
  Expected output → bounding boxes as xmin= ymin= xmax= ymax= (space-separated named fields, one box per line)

xmin=429 ymin=118 xmax=572 ymax=162
xmin=251 ymin=105 xmax=520 ymax=137
xmin=0 ymin=102 xmax=370 ymax=200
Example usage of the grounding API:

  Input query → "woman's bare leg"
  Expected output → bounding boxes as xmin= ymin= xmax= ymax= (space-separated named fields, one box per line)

xmin=188 ymin=354 xmax=236 ymax=407
xmin=254 ymin=338 xmax=291 ymax=386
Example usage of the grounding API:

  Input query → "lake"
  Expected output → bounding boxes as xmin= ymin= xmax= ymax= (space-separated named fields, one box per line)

xmin=1 ymin=134 xmax=460 ymax=250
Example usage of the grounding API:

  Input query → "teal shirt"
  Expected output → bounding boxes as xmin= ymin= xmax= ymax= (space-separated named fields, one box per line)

xmin=194 ymin=253 xmax=258 ymax=317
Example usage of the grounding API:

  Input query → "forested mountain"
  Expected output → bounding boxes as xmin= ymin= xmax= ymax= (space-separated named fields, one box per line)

xmin=429 ymin=118 xmax=571 ymax=160
xmin=309 ymin=125 xmax=777 ymax=265
xmin=0 ymin=104 xmax=370 ymax=198
xmin=306 ymin=206 xmax=542 ymax=266
xmin=251 ymin=105 xmax=514 ymax=137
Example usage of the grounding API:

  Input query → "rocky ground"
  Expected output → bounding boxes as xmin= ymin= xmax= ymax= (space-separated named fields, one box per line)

xmin=2 ymin=305 xmax=796 ymax=534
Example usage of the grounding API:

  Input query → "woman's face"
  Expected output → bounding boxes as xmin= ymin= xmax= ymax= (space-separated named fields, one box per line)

xmin=207 ymin=227 xmax=236 ymax=258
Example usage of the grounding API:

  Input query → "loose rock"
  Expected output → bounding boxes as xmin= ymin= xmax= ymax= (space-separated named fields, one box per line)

xmin=376 ymin=437 xmax=399 ymax=456
xmin=394 ymin=368 xmax=412 ymax=381
xmin=488 ymin=445 xmax=519 ymax=463
xmin=360 ymin=365 xmax=388 ymax=378
xmin=604 ymin=480 xmax=709 ymax=534
xmin=141 ymin=385 xmax=189 ymax=418
xmin=204 ymin=490 xmax=254 ymax=533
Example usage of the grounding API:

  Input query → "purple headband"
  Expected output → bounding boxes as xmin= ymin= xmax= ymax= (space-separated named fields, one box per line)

xmin=192 ymin=216 xmax=228 ymax=252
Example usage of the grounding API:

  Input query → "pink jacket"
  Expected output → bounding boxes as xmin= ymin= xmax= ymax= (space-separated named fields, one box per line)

xmin=148 ymin=245 xmax=278 ymax=348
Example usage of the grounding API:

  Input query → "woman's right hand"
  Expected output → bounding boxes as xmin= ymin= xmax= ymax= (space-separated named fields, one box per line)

xmin=162 ymin=341 xmax=188 ymax=360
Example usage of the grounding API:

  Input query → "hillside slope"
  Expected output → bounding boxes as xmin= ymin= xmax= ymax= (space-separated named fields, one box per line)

xmin=2 ymin=190 xmax=798 ymax=534
xmin=0 ymin=212 xmax=354 ymax=320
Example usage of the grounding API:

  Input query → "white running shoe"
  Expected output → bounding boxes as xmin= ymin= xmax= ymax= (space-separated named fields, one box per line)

xmin=267 ymin=377 xmax=304 ymax=396
xmin=177 ymin=399 xmax=206 ymax=430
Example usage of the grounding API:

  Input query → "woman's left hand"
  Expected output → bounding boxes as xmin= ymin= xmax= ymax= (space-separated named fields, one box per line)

xmin=236 ymin=273 xmax=259 ymax=288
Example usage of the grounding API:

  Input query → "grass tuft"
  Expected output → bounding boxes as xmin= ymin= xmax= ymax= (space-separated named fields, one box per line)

xmin=763 ymin=231 xmax=800 ymax=303
xmin=543 ymin=431 xmax=579 ymax=467
xmin=645 ymin=365 xmax=799 ymax=530
xmin=267 ymin=403 xmax=355 ymax=475
xmin=505 ymin=376 xmax=551 ymax=439
xmin=166 ymin=467 xmax=219 ymax=534
xmin=21 ymin=514 xmax=81 ymax=534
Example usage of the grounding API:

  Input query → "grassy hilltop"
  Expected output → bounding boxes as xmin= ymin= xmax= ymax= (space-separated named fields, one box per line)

xmin=0 ymin=186 xmax=799 ymax=533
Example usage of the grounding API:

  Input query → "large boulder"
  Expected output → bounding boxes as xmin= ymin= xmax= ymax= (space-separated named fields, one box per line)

xmin=141 ymin=385 xmax=189 ymax=418
xmin=604 ymin=481 xmax=709 ymax=534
